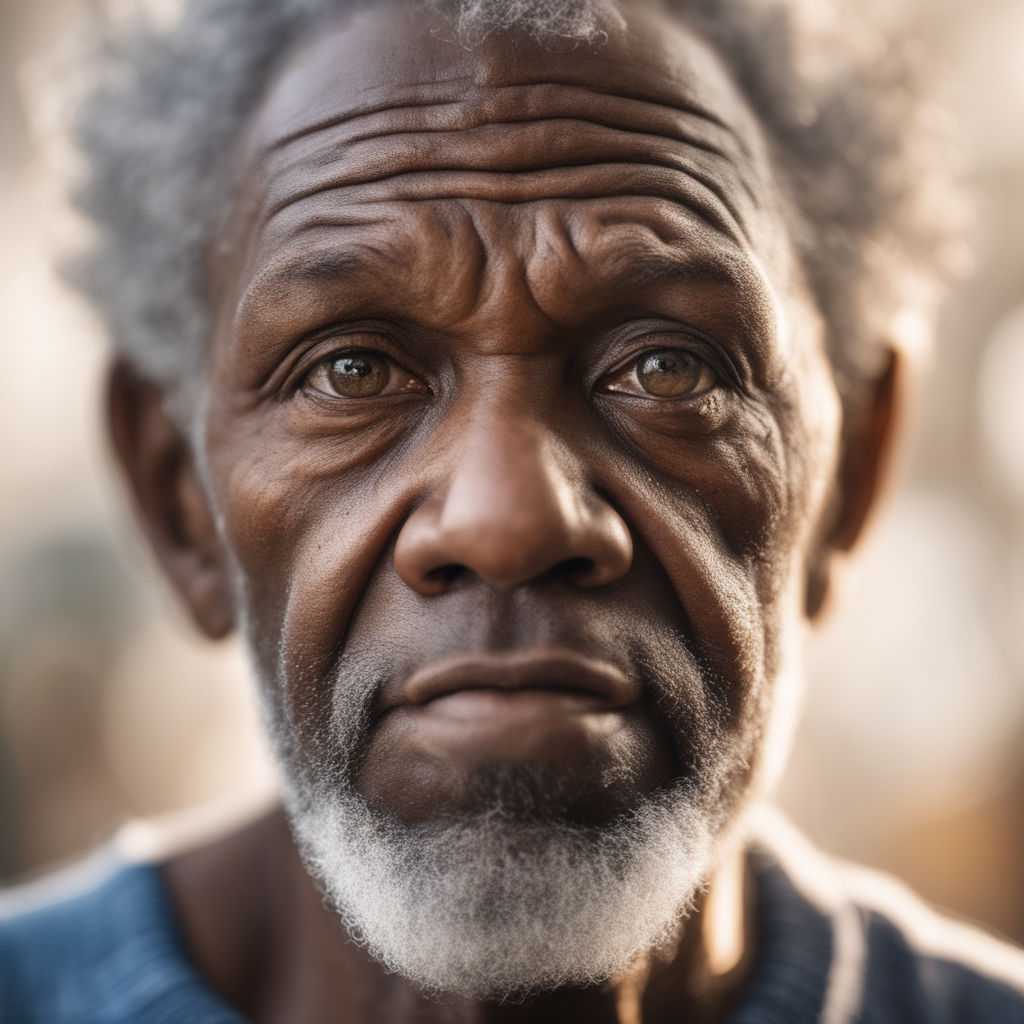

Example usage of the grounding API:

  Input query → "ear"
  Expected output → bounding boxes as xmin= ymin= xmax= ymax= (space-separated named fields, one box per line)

xmin=805 ymin=345 xmax=908 ymax=620
xmin=107 ymin=359 xmax=235 ymax=639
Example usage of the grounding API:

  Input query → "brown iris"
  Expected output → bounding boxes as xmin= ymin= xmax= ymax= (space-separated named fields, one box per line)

xmin=325 ymin=353 xmax=389 ymax=398
xmin=636 ymin=349 xmax=713 ymax=397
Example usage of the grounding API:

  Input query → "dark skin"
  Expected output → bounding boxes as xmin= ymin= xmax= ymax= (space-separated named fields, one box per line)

xmin=107 ymin=1 xmax=904 ymax=1021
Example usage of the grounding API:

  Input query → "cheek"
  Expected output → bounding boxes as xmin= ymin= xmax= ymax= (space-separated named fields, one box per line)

xmin=596 ymin=390 xmax=832 ymax=742
xmin=205 ymin=417 xmax=410 ymax=686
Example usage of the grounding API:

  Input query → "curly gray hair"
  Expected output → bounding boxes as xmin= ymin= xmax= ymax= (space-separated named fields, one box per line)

xmin=68 ymin=0 xmax=957 ymax=419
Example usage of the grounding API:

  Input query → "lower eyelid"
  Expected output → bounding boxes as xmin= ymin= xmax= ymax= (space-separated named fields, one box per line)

xmin=301 ymin=363 xmax=433 ymax=404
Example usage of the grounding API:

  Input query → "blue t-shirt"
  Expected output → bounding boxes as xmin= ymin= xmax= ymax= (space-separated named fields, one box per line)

xmin=3 ymin=817 xmax=1024 ymax=1022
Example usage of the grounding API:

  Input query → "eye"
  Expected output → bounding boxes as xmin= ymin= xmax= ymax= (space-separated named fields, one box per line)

xmin=601 ymin=348 xmax=719 ymax=399
xmin=303 ymin=350 xmax=428 ymax=400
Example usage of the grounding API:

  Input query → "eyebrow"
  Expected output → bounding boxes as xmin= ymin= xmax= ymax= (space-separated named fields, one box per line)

xmin=230 ymin=232 xmax=770 ymax=366
xmin=239 ymin=239 xmax=746 ymax=321
xmin=267 ymin=247 xmax=370 ymax=285
xmin=233 ymin=243 xmax=387 ymax=337
xmin=582 ymin=236 xmax=748 ymax=289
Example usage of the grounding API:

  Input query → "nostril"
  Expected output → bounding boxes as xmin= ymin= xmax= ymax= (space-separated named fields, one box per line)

xmin=427 ymin=563 xmax=466 ymax=587
xmin=554 ymin=556 xmax=596 ymax=582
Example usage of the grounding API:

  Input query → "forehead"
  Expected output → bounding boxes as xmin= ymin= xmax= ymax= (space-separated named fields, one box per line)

xmin=222 ymin=0 xmax=800 ymax=350
xmin=257 ymin=1 xmax=757 ymax=146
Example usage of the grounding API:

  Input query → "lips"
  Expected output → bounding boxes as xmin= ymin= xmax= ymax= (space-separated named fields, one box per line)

xmin=360 ymin=647 xmax=674 ymax=819
xmin=376 ymin=648 xmax=641 ymax=717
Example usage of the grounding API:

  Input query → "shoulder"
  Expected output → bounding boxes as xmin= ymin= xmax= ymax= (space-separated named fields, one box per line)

xmin=0 ymin=851 xmax=242 ymax=1024
xmin=834 ymin=857 xmax=1024 ymax=1022
xmin=748 ymin=806 xmax=1024 ymax=1023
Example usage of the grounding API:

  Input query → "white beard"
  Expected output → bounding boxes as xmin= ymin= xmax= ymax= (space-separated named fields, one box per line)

xmin=242 ymin=617 xmax=752 ymax=1000
xmin=282 ymin=774 xmax=727 ymax=1000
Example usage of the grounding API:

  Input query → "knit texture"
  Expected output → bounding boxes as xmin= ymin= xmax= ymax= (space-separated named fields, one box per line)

xmin=3 ymin=817 xmax=1024 ymax=1022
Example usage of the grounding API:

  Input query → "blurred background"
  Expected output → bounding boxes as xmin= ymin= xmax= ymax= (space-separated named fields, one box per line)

xmin=1 ymin=0 xmax=1023 ymax=944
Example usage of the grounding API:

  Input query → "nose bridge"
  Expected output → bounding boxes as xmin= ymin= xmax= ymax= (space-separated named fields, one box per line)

xmin=449 ymin=393 xmax=577 ymax=542
xmin=393 ymin=386 xmax=633 ymax=592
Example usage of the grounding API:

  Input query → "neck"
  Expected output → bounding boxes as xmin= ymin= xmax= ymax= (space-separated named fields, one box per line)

xmin=163 ymin=806 xmax=756 ymax=1024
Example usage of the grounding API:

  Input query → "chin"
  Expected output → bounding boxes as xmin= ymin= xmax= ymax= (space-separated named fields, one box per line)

xmin=280 ymin=758 xmax=748 ymax=1001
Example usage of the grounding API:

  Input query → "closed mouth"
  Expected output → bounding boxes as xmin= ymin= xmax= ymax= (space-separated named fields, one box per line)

xmin=381 ymin=647 xmax=641 ymax=717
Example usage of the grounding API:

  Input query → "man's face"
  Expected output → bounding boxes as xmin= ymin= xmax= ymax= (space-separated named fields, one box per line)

xmin=195 ymin=0 xmax=842 ymax=995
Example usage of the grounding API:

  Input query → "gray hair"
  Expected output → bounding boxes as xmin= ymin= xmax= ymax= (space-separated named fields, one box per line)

xmin=67 ymin=0 xmax=958 ymax=419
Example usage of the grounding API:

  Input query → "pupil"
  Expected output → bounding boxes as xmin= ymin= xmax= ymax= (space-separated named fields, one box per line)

xmin=337 ymin=357 xmax=371 ymax=377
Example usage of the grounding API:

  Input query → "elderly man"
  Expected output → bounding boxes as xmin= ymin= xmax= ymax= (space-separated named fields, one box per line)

xmin=3 ymin=0 xmax=1024 ymax=1020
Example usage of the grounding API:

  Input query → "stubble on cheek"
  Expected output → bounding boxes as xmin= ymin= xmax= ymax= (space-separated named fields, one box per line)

xmin=254 ymin=629 xmax=393 ymax=809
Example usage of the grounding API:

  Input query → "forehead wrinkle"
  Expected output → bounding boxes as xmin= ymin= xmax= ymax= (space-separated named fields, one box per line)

xmin=276 ymin=117 xmax=741 ymax=192
xmin=256 ymin=89 xmax=758 ymax=231
xmin=253 ymin=87 xmax=766 ymax=251
xmin=263 ymin=127 xmax=761 ymax=234
xmin=264 ymin=79 xmax=748 ymax=162
xmin=266 ymin=79 xmax=475 ymax=154
xmin=264 ymin=129 xmax=762 ymax=249
xmin=263 ymin=164 xmax=753 ymax=252
xmin=525 ymin=80 xmax=740 ymax=146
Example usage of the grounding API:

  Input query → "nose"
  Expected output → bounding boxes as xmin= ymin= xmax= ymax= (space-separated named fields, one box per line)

xmin=394 ymin=414 xmax=633 ymax=594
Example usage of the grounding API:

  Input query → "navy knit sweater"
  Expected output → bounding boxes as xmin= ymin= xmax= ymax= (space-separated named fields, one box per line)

xmin=3 ymin=814 xmax=1024 ymax=1022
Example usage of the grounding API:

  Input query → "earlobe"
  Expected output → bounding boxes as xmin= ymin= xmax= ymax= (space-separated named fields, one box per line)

xmin=805 ymin=346 xmax=907 ymax=621
xmin=107 ymin=360 xmax=235 ymax=639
